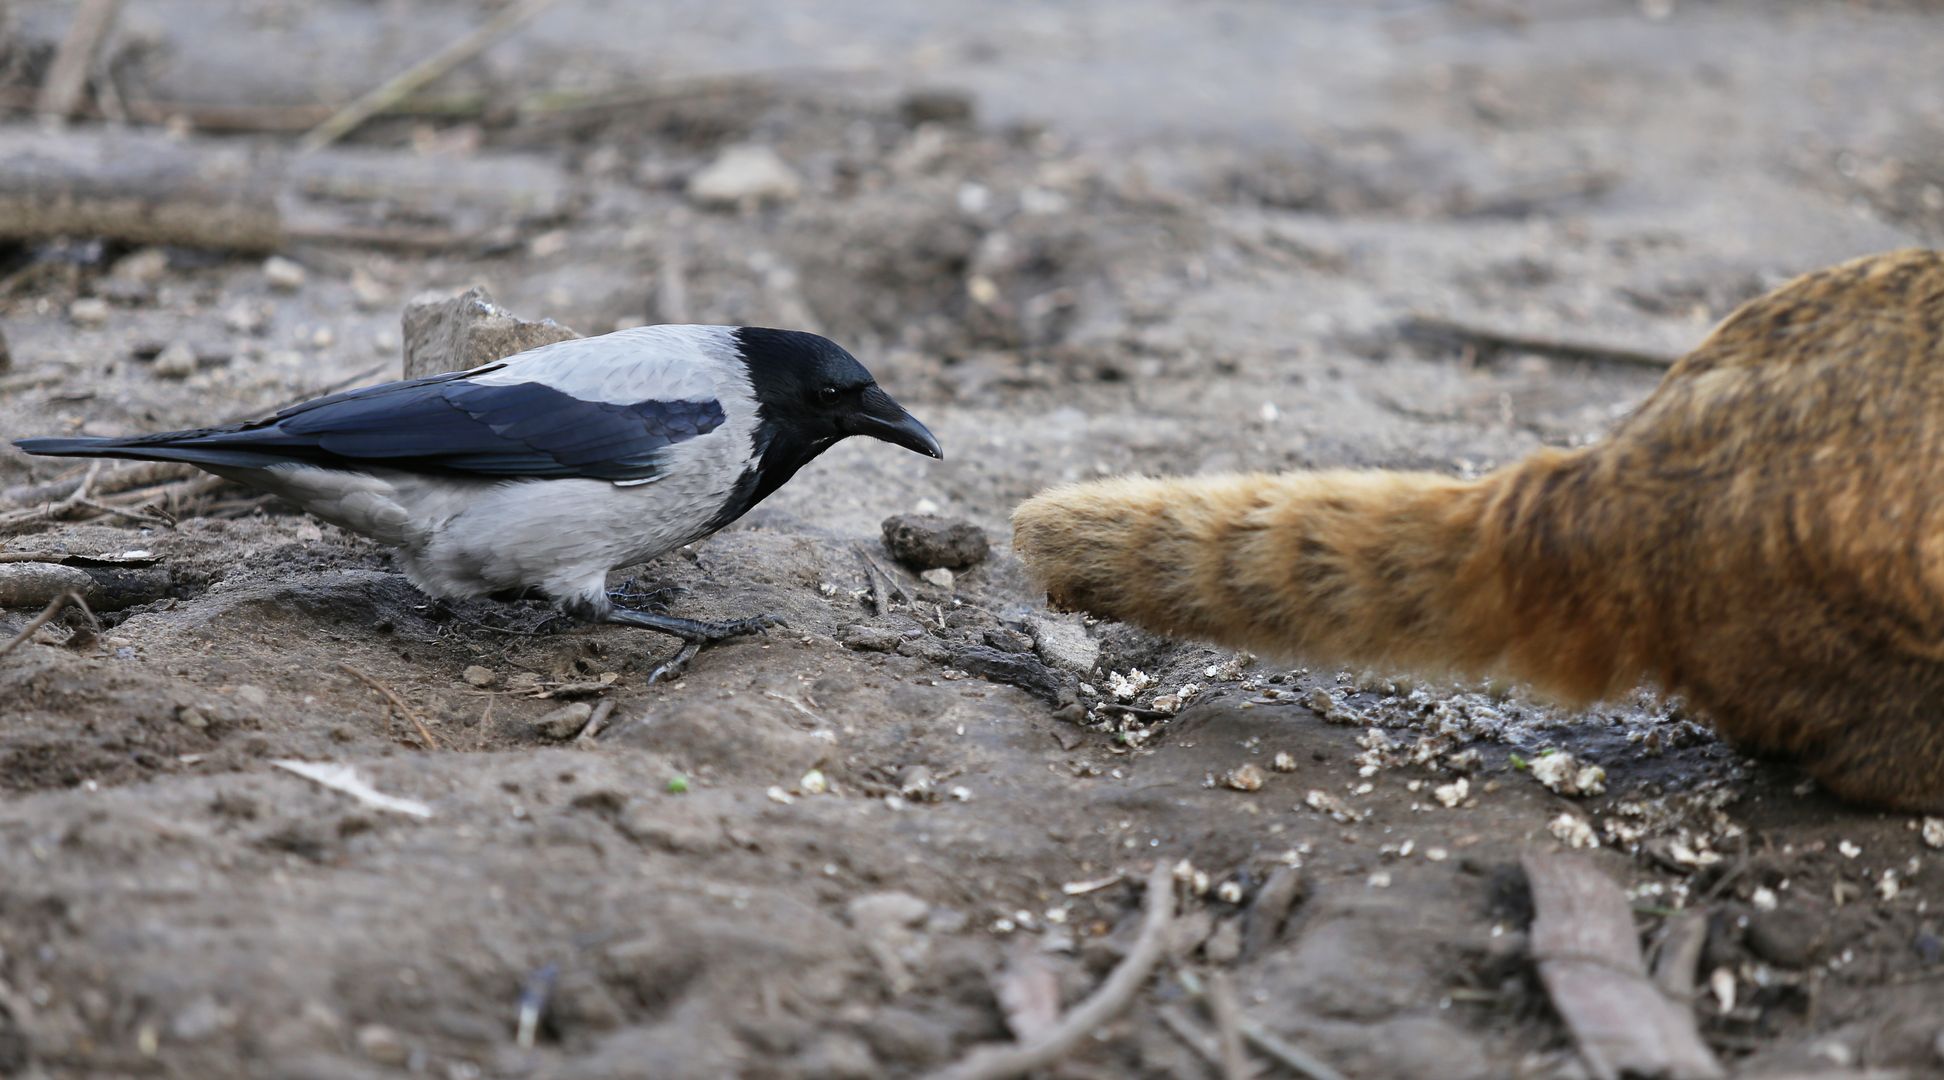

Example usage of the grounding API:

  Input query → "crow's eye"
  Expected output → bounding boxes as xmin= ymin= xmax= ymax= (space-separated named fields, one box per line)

xmin=818 ymin=385 xmax=840 ymax=405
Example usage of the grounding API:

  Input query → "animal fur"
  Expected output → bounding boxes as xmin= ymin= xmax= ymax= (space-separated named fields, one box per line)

xmin=1013 ymin=249 xmax=1944 ymax=812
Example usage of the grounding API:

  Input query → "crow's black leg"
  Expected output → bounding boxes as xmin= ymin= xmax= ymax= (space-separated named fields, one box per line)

xmin=607 ymin=577 xmax=687 ymax=610
xmin=603 ymin=608 xmax=787 ymax=683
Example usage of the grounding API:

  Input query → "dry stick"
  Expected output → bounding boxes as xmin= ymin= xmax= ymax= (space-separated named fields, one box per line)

xmin=1177 ymin=970 xmax=1344 ymax=1080
xmin=923 ymin=862 xmax=1175 ymax=1080
xmin=1205 ymin=971 xmax=1254 ymax=1080
xmin=1523 ymin=853 xmax=1724 ymax=1080
xmin=3 ymin=460 xmax=191 ymax=508
xmin=1399 ymin=314 xmax=1679 ymax=370
xmin=0 ymin=590 xmax=95 ymax=658
xmin=1650 ymin=910 xmax=1710 ymax=1002
xmin=297 ymin=0 xmax=561 ymax=153
xmin=1155 ymin=1003 xmax=1226 ymax=1070
xmin=36 ymin=0 xmax=122 ymax=122
xmin=0 ymin=462 xmax=101 ymax=531
xmin=575 ymin=699 xmax=616 ymax=746
xmin=1233 ymin=1019 xmax=1347 ymax=1080
xmin=340 ymin=663 xmax=441 ymax=750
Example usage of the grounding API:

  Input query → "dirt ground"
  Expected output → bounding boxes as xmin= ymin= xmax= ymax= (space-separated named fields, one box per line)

xmin=3 ymin=1 xmax=1944 ymax=1077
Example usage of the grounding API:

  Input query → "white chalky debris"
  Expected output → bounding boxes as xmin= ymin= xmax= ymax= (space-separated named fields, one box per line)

xmin=1529 ymin=750 xmax=1607 ymax=796
xmin=1107 ymin=669 xmax=1154 ymax=701
xmin=1922 ymin=818 xmax=1944 ymax=849
xmin=1548 ymin=813 xmax=1599 ymax=849
xmin=1838 ymin=840 xmax=1862 ymax=859
xmin=1434 ymin=777 xmax=1469 ymax=808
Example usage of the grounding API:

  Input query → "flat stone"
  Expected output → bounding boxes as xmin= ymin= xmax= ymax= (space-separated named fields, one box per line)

xmin=687 ymin=144 xmax=801 ymax=210
xmin=401 ymin=285 xmax=581 ymax=380
xmin=1026 ymin=614 xmax=1099 ymax=675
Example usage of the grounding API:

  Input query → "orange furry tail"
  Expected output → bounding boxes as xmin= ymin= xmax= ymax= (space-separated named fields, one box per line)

xmin=1011 ymin=454 xmax=1640 ymax=703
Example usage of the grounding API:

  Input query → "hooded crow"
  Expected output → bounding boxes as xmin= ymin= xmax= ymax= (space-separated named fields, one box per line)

xmin=16 ymin=325 xmax=942 ymax=679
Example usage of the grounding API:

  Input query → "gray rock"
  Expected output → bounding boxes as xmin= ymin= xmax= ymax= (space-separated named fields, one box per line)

xmin=68 ymin=296 xmax=110 ymax=327
xmin=263 ymin=255 xmax=308 ymax=292
xmin=847 ymin=891 xmax=930 ymax=929
xmin=687 ymin=144 xmax=801 ymax=210
xmin=354 ymin=1023 xmax=408 ymax=1066
xmin=881 ymin=514 xmax=990 ymax=571
xmin=949 ymin=644 xmax=1071 ymax=705
xmin=533 ymin=701 xmax=595 ymax=740
xmin=1026 ymin=614 xmax=1099 ymax=675
xmin=401 ymin=285 xmax=581 ymax=380
xmin=153 ymin=342 xmax=199 ymax=379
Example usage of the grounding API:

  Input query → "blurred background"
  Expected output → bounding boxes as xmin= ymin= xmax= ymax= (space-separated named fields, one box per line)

xmin=0 ymin=2 xmax=1941 ymax=1078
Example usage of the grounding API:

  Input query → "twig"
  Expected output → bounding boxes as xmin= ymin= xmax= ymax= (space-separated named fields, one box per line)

xmin=4 ymin=460 xmax=191 ymax=508
xmin=297 ymin=0 xmax=560 ymax=153
xmin=574 ymin=698 xmax=616 ymax=746
xmin=36 ymin=0 xmax=122 ymax=122
xmin=0 ymin=461 xmax=101 ymax=532
xmin=1524 ymin=853 xmax=1723 ymax=1080
xmin=1178 ymin=969 xmax=1344 ymax=1080
xmin=1156 ymin=1003 xmax=1225 ymax=1070
xmin=922 ymin=862 xmax=1175 ymax=1080
xmin=340 ymin=663 xmax=441 ymax=749
xmin=1650 ymin=910 xmax=1709 ymax=1002
xmin=1399 ymin=314 xmax=1679 ymax=370
xmin=856 ymin=544 xmax=907 ymax=615
xmin=74 ymin=497 xmax=173 ymax=529
xmin=0 ymin=589 xmax=95 ymax=658
xmin=1234 ymin=1018 xmax=1347 ymax=1080
xmin=1205 ymin=971 xmax=1254 ymax=1080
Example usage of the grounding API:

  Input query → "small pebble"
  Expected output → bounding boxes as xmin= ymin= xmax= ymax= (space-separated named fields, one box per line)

xmin=109 ymin=247 xmax=170 ymax=285
xmin=897 ymin=765 xmax=936 ymax=801
xmin=69 ymin=297 xmax=111 ymax=327
xmin=687 ymin=144 xmax=802 ymax=209
xmin=462 ymin=665 xmax=497 ymax=688
xmin=534 ymin=701 xmax=594 ymax=740
xmin=153 ymin=342 xmax=199 ymax=379
xmin=1224 ymin=763 xmax=1265 ymax=792
xmin=264 ymin=256 xmax=308 ymax=292
xmin=355 ymin=1023 xmax=408 ymax=1066
xmin=920 ymin=567 xmax=955 ymax=590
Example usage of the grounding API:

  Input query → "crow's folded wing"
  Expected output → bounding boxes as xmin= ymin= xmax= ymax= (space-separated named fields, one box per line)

xmin=98 ymin=370 xmax=728 ymax=482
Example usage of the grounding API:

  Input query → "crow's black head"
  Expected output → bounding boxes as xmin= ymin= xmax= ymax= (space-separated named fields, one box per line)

xmin=733 ymin=327 xmax=941 ymax=460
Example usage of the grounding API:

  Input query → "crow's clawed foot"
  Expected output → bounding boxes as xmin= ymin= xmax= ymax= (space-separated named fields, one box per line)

xmin=689 ymin=613 xmax=787 ymax=641
xmin=604 ymin=608 xmax=787 ymax=682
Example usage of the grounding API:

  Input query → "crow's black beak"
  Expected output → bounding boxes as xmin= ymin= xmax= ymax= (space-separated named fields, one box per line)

xmin=852 ymin=385 xmax=943 ymax=459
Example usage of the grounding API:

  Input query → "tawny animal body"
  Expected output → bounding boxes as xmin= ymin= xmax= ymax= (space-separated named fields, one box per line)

xmin=1013 ymin=249 xmax=1944 ymax=812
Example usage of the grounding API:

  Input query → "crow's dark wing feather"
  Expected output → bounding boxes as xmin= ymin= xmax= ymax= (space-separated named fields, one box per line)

xmin=60 ymin=374 xmax=727 ymax=481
